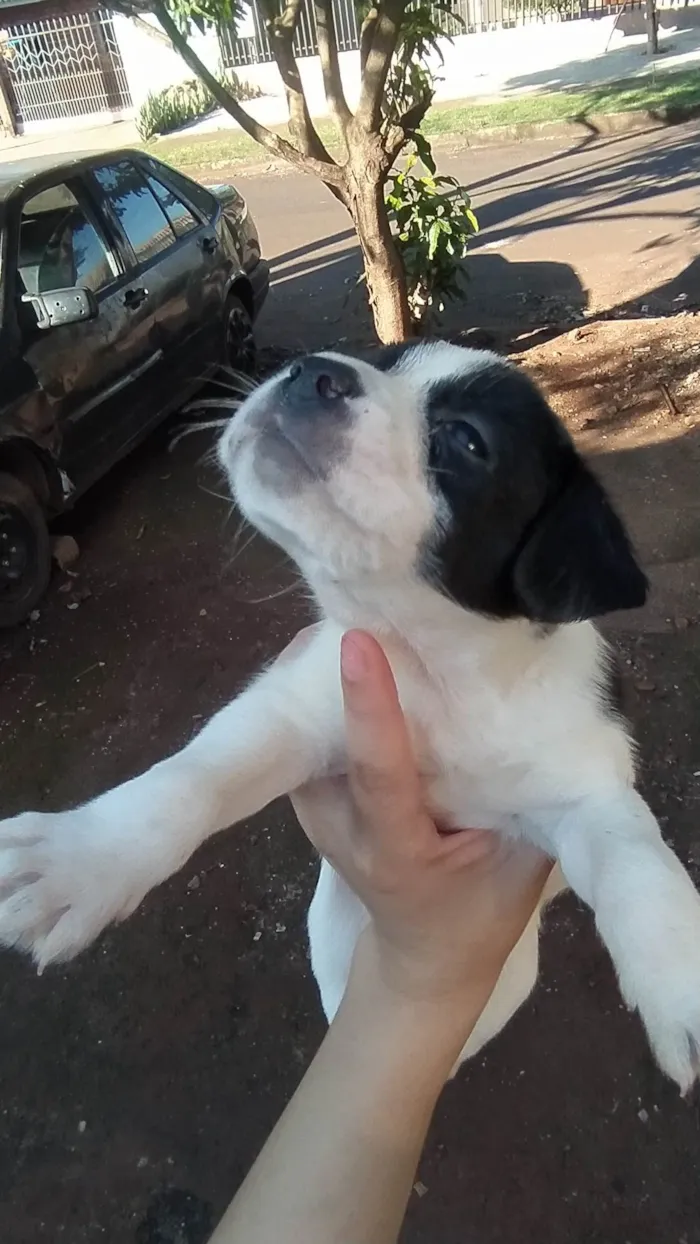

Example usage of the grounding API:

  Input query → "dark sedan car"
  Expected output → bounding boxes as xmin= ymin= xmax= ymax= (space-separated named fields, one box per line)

xmin=0 ymin=148 xmax=269 ymax=626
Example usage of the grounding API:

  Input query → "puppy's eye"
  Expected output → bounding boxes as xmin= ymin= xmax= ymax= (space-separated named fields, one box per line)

xmin=443 ymin=421 xmax=489 ymax=462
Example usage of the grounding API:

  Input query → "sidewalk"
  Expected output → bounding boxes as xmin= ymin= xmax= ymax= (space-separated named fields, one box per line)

xmin=1 ymin=6 xmax=699 ymax=163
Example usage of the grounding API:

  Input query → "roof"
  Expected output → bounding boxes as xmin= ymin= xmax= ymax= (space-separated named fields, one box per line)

xmin=0 ymin=148 xmax=141 ymax=204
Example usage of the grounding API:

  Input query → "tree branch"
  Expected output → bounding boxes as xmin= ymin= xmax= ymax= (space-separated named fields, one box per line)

xmin=258 ymin=0 xmax=334 ymax=163
xmin=151 ymin=0 xmax=345 ymax=186
xmin=359 ymin=5 xmax=378 ymax=74
xmin=354 ymin=0 xmax=407 ymax=132
xmin=384 ymin=91 xmax=433 ymax=162
xmin=313 ymin=0 xmax=352 ymax=143
xmin=109 ymin=0 xmax=172 ymax=44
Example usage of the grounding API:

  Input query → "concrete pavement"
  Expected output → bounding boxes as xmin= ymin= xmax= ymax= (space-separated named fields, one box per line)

xmin=241 ymin=119 xmax=700 ymax=350
xmin=1 ymin=111 xmax=697 ymax=353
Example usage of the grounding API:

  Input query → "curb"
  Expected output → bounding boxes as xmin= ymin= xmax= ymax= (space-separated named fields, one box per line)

xmin=431 ymin=102 xmax=700 ymax=149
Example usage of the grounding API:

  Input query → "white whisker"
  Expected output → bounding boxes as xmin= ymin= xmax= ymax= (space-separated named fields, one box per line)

xmin=169 ymin=419 xmax=231 ymax=451
xmin=182 ymin=398 xmax=242 ymax=415
xmin=197 ymin=483 xmax=232 ymax=504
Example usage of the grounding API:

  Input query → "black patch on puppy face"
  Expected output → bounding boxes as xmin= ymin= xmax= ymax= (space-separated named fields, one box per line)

xmin=421 ymin=357 xmax=648 ymax=623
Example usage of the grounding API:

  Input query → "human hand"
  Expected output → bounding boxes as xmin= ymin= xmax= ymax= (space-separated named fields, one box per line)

xmin=292 ymin=629 xmax=552 ymax=1013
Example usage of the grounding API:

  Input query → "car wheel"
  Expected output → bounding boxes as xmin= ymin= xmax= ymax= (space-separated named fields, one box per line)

xmin=224 ymin=293 xmax=256 ymax=375
xmin=0 ymin=472 xmax=51 ymax=628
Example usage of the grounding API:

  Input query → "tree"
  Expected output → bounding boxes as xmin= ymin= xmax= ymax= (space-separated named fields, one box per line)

xmin=645 ymin=0 xmax=659 ymax=56
xmin=116 ymin=0 xmax=467 ymax=343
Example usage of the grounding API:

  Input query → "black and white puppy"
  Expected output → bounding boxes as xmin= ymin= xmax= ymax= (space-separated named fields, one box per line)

xmin=1 ymin=342 xmax=699 ymax=1090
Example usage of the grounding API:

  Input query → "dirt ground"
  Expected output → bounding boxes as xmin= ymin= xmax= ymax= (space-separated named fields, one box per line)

xmin=2 ymin=315 xmax=700 ymax=1243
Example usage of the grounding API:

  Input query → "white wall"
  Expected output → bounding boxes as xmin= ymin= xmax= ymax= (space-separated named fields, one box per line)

xmin=112 ymin=12 xmax=221 ymax=110
xmin=111 ymin=6 xmax=700 ymax=127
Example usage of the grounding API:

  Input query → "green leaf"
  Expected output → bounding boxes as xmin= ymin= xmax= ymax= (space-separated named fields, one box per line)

xmin=428 ymin=220 xmax=442 ymax=260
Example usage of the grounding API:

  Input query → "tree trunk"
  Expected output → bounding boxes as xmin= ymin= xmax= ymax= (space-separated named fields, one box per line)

xmin=347 ymin=152 xmax=412 ymax=344
xmin=645 ymin=0 xmax=659 ymax=55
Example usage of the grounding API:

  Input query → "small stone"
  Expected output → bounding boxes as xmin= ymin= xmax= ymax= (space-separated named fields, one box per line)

xmin=137 ymin=1155 xmax=149 ymax=1169
xmin=674 ymin=616 xmax=690 ymax=630
xmin=51 ymin=534 xmax=79 ymax=570
xmin=77 ymin=1120 xmax=86 ymax=1134
xmin=253 ymin=930 xmax=262 ymax=942
xmin=638 ymin=1108 xmax=649 ymax=1123
xmin=200 ymin=608 xmax=207 ymax=617
xmin=67 ymin=602 xmax=80 ymax=611
xmin=414 ymin=1181 xmax=429 ymax=1198
xmin=29 ymin=610 xmax=40 ymax=622
xmin=187 ymin=875 xmax=200 ymax=891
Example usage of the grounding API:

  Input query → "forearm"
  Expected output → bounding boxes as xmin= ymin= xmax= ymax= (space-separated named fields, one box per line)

xmin=211 ymin=961 xmax=491 ymax=1244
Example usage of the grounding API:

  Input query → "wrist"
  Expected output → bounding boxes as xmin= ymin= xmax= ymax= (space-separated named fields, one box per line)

xmin=342 ymin=935 xmax=495 ymax=1069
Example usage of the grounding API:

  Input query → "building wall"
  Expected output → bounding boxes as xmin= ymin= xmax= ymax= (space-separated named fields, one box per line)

xmin=113 ymin=7 xmax=698 ymax=124
xmin=111 ymin=12 xmax=219 ymax=109
xmin=5 ymin=0 xmax=697 ymax=134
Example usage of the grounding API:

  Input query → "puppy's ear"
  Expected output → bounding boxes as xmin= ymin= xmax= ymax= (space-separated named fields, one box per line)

xmin=513 ymin=460 xmax=648 ymax=623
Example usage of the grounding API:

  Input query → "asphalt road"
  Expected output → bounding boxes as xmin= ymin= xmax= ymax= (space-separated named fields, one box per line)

xmin=241 ymin=119 xmax=700 ymax=350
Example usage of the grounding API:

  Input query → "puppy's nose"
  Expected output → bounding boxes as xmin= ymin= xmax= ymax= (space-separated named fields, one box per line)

xmin=284 ymin=356 xmax=361 ymax=406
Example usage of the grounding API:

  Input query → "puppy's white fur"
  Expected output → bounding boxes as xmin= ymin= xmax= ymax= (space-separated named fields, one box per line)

xmin=1 ymin=342 xmax=699 ymax=1092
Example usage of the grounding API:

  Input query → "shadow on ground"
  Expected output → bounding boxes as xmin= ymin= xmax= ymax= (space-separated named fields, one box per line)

xmin=250 ymin=122 xmax=700 ymax=354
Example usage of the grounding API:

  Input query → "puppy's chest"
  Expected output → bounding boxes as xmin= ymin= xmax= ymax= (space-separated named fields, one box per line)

xmin=393 ymin=664 xmax=621 ymax=833
xmin=406 ymin=687 xmax=546 ymax=831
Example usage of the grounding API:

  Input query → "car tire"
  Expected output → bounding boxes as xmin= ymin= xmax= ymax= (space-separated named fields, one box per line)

xmin=0 ymin=472 xmax=51 ymax=628
xmin=224 ymin=293 xmax=256 ymax=375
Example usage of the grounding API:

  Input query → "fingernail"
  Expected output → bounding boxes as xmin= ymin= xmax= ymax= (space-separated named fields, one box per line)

xmin=341 ymin=633 xmax=368 ymax=683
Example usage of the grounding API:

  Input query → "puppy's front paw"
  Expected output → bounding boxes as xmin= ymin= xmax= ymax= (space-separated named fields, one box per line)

xmin=614 ymin=878 xmax=700 ymax=1093
xmin=0 ymin=810 xmax=148 ymax=968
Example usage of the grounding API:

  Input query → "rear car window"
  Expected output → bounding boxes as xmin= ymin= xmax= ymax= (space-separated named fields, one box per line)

xmin=19 ymin=183 xmax=116 ymax=295
xmin=146 ymin=174 xmax=198 ymax=239
xmin=144 ymin=159 xmax=218 ymax=221
xmin=94 ymin=161 xmax=175 ymax=264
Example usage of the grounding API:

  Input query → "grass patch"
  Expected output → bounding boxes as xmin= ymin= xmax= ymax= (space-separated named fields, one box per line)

xmin=148 ymin=67 xmax=700 ymax=173
xmin=423 ymin=67 xmax=700 ymax=133
xmin=150 ymin=117 xmax=339 ymax=170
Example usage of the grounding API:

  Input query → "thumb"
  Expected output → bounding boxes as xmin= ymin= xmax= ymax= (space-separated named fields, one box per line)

xmin=340 ymin=631 xmax=426 ymax=846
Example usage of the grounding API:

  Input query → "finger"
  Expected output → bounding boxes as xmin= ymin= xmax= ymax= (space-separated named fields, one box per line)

xmin=340 ymin=631 xmax=426 ymax=846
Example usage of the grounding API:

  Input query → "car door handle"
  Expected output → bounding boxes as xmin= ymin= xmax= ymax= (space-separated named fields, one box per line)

xmin=200 ymin=235 xmax=219 ymax=254
xmin=123 ymin=286 xmax=148 ymax=310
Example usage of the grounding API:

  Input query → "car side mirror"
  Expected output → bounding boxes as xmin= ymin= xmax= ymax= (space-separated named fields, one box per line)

xmin=21 ymin=286 xmax=98 ymax=330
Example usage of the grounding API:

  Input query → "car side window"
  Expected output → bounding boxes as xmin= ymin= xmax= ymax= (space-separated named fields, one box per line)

xmin=143 ymin=159 xmax=218 ymax=221
xmin=18 ymin=183 xmax=117 ymax=296
xmin=94 ymin=160 xmax=176 ymax=265
xmin=145 ymin=174 xmax=198 ymax=239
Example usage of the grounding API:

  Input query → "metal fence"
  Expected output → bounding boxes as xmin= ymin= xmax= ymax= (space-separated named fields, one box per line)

xmin=219 ymin=0 xmax=653 ymax=67
xmin=1 ymin=9 xmax=131 ymax=125
xmin=219 ymin=0 xmax=358 ymax=66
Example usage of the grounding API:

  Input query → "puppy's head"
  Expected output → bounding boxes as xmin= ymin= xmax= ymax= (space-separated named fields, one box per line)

xmin=219 ymin=341 xmax=647 ymax=623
